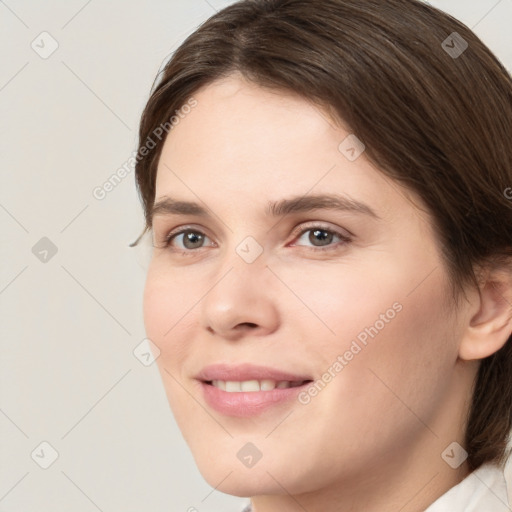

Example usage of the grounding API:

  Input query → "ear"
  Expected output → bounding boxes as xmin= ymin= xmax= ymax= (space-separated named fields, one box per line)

xmin=459 ymin=265 xmax=512 ymax=361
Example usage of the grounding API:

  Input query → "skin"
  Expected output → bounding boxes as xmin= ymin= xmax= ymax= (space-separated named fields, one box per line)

xmin=142 ymin=73 xmax=512 ymax=512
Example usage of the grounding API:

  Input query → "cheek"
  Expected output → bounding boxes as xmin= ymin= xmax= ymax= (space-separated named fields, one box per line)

xmin=313 ymin=273 xmax=456 ymax=449
xmin=143 ymin=267 xmax=203 ymax=437
xmin=290 ymin=254 xmax=456 ymax=427
xmin=142 ymin=264 xmax=202 ymax=381
xmin=143 ymin=263 xmax=196 ymax=342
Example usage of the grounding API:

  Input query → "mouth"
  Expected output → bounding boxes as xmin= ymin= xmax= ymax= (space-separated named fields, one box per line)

xmin=198 ymin=378 xmax=314 ymax=417
xmin=195 ymin=362 xmax=313 ymax=384
xmin=203 ymin=379 xmax=313 ymax=392
xmin=195 ymin=363 xmax=314 ymax=416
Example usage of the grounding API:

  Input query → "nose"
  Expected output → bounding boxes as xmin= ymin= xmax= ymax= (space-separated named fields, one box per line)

xmin=200 ymin=251 xmax=280 ymax=341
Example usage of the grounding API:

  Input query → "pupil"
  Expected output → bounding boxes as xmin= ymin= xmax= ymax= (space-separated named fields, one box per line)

xmin=185 ymin=231 xmax=203 ymax=249
xmin=311 ymin=229 xmax=332 ymax=246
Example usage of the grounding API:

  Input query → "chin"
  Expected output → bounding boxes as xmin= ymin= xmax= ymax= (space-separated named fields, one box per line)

xmin=193 ymin=449 xmax=313 ymax=498
xmin=198 ymin=469 xmax=281 ymax=498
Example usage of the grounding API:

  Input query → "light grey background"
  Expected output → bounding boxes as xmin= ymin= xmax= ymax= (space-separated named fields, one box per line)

xmin=1 ymin=1 xmax=511 ymax=511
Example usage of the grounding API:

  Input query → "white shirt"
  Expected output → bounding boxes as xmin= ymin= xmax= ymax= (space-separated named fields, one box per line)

xmin=240 ymin=462 xmax=511 ymax=511
xmin=425 ymin=462 xmax=511 ymax=511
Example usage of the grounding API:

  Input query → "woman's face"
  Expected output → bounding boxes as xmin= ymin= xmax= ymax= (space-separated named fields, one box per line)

xmin=143 ymin=74 xmax=472 ymax=499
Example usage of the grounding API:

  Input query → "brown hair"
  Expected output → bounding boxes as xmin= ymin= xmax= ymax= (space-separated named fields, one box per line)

xmin=130 ymin=0 xmax=512 ymax=471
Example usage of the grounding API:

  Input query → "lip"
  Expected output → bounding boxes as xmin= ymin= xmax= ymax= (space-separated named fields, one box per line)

xmin=195 ymin=362 xmax=313 ymax=382
xmin=195 ymin=363 xmax=314 ymax=418
xmin=199 ymin=381 xmax=313 ymax=417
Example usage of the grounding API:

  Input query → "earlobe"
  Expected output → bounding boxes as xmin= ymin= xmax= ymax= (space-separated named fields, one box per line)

xmin=459 ymin=273 xmax=512 ymax=361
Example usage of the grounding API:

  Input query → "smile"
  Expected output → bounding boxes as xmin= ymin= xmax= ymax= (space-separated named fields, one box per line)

xmin=207 ymin=379 xmax=310 ymax=392
xmin=200 ymin=379 xmax=313 ymax=417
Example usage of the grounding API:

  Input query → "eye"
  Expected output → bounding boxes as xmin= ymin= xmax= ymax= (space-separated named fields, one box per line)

xmin=156 ymin=223 xmax=352 ymax=256
xmin=159 ymin=227 xmax=213 ymax=252
xmin=291 ymin=224 xmax=351 ymax=251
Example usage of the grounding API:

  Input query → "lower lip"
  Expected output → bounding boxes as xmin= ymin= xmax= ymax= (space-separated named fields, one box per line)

xmin=199 ymin=381 xmax=312 ymax=417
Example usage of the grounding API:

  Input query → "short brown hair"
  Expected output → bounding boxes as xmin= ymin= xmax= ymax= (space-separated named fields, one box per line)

xmin=131 ymin=0 xmax=512 ymax=471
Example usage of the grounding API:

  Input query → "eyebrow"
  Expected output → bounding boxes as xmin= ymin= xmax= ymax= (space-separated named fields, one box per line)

xmin=150 ymin=193 xmax=380 ymax=222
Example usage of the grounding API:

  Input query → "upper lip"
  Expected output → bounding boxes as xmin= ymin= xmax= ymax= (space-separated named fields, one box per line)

xmin=195 ymin=363 xmax=313 ymax=382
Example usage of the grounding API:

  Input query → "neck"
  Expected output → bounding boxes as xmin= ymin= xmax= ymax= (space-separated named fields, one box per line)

xmin=249 ymin=452 xmax=470 ymax=512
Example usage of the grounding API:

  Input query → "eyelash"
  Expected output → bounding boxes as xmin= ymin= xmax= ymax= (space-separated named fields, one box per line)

xmin=157 ymin=223 xmax=352 ymax=256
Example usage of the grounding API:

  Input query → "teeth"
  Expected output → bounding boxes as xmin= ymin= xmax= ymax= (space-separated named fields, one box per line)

xmin=225 ymin=381 xmax=241 ymax=392
xmin=260 ymin=379 xmax=276 ymax=391
xmin=210 ymin=379 xmax=305 ymax=392
xmin=241 ymin=380 xmax=260 ymax=392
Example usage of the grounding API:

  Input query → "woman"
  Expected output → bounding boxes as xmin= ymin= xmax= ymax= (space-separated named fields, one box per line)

xmin=130 ymin=0 xmax=512 ymax=510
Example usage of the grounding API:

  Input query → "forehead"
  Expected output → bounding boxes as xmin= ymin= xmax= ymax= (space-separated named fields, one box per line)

xmin=154 ymin=74 xmax=429 ymax=228
xmin=158 ymin=75 xmax=336 ymax=170
xmin=158 ymin=76 xmax=354 ymax=186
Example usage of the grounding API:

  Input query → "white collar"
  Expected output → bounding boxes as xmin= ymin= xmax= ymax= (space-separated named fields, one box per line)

xmin=424 ymin=462 xmax=511 ymax=511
